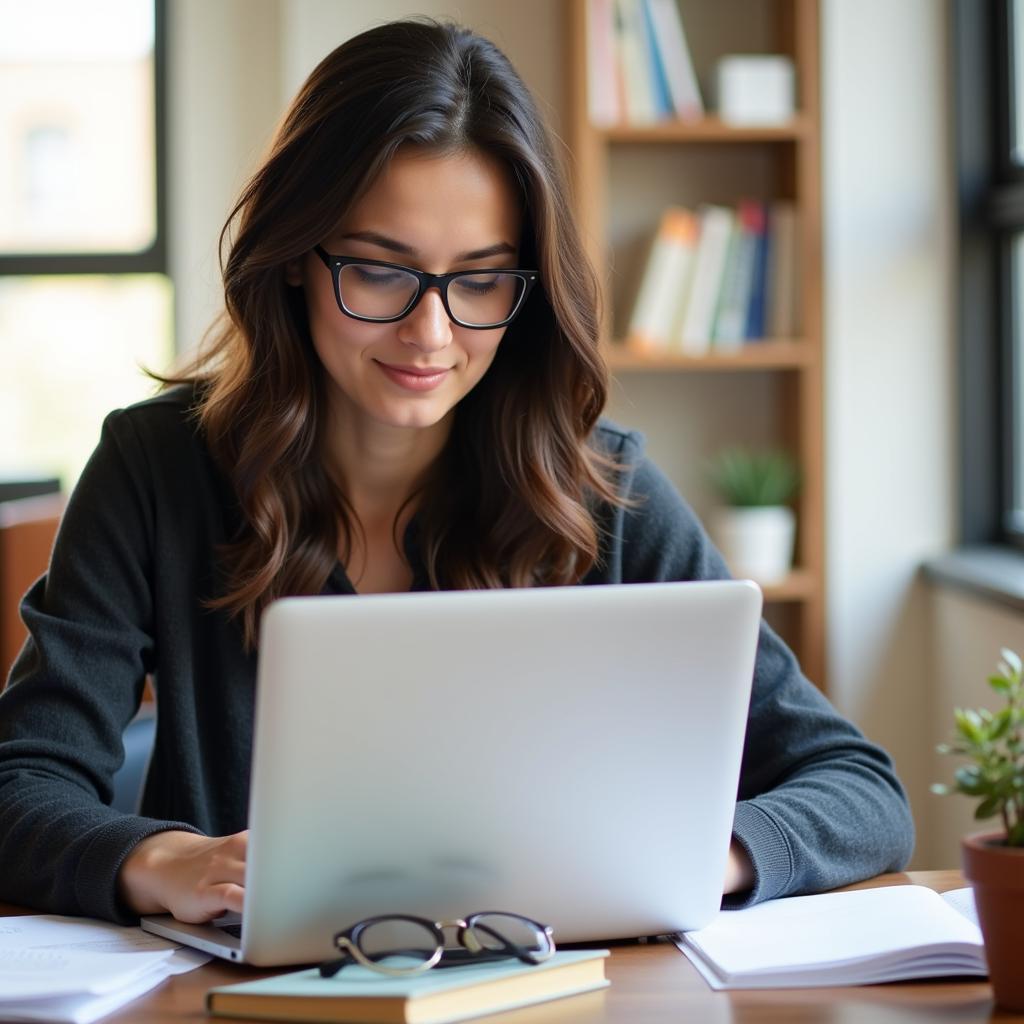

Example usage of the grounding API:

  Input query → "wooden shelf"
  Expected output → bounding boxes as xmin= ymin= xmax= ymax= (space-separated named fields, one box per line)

xmin=600 ymin=115 xmax=810 ymax=144
xmin=605 ymin=340 xmax=815 ymax=372
xmin=567 ymin=0 xmax=825 ymax=686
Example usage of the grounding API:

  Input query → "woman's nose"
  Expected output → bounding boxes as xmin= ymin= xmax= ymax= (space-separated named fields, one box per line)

xmin=397 ymin=287 xmax=453 ymax=352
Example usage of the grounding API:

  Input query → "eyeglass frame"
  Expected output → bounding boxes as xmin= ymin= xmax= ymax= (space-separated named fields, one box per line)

xmin=312 ymin=245 xmax=540 ymax=329
xmin=317 ymin=911 xmax=556 ymax=978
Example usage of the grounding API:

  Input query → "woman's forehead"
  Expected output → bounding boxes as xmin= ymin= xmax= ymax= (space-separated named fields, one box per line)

xmin=325 ymin=147 xmax=523 ymax=257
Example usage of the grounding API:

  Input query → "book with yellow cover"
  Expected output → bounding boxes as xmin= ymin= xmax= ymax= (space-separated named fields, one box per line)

xmin=206 ymin=949 xmax=609 ymax=1024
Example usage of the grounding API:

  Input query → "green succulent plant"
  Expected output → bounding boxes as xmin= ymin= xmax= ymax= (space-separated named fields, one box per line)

xmin=932 ymin=648 xmax=1024 ymax=847
xmin=707 ymin=446 xmax=800 ymax=508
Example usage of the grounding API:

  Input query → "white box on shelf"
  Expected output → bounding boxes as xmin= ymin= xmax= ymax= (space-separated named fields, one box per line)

xmin=715 ymin=55 xmax=795 ymax=125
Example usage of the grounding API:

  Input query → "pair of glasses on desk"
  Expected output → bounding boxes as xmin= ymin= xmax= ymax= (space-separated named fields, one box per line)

xmin=318 ymin=911 xmax=555 ymax=978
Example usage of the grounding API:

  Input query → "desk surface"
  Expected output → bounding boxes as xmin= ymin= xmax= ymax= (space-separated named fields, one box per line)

xmin=1 ymin=871 xmax=1012 ymax=1023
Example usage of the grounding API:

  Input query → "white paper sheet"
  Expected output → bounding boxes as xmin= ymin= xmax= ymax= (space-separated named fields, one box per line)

xmin=0 ymin=915 xmax=212 ymax=1023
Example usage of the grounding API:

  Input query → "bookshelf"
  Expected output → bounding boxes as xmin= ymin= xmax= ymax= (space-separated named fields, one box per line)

xmin=566 ymin=0 xmax=826 ymax=687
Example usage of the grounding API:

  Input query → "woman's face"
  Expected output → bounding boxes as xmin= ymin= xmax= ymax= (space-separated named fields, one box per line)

xmin=290 ymin=146 xmax=523 ymax=436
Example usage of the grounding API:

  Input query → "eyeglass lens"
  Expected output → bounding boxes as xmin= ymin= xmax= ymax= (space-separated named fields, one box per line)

xmin=356 ymin=918 xmax=439 ymax=968
xmin=466 ymin=912 xmax=550 ymax=955
xmin=338 ymin=264 xmax=526 ymax=326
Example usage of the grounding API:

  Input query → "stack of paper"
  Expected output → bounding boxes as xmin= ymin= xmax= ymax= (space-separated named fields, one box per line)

xmin=675 ymin=885 xmax=987 ymax=990
xmin=0 ymin=915 xmax=209 ymax=1023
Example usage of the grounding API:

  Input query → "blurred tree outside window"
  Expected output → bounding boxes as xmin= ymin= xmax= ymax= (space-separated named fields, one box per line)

xmin=0 ymin=0 xmax=172 ymax=490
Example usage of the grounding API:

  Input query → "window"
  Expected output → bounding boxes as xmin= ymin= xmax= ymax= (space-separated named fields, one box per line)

xmin=1005 ymin=0 xmax=1024 ymax=539
xmin=0 ymin=0 xmax=172 ymax=489
xmin=955 ymin=0 xmax=1024 ymax=547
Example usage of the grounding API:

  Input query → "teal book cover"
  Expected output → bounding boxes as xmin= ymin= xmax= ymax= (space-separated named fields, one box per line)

xmin=206 ymin=949 xmax=609 ymax=1024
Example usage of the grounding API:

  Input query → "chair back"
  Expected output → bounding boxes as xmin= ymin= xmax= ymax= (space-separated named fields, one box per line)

xmin=0 ymin=493 xmax=64 ymax=685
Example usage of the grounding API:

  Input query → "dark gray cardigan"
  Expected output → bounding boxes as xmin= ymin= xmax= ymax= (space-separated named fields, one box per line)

xmin=0 ymin=388 xmax=914 ymax=922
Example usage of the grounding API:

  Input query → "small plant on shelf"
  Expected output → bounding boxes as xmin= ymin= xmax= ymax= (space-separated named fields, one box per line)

xmin=707 ymin=446 xmax=800 ymax=508
xmin=706 ymin=447 xmax=800 ymax=585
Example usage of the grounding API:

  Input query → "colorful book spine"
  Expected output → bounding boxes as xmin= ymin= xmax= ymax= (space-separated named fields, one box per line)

xmin=644 ymin=0 xmax=704 ymax=120
xmin=676 ymin=204 xmax=734 ymax=354
xmin=614 ymin=0 xmax=658 ymax=123
xmin=625 ymin=207 xmax=699 ymax=352
xmin=712 ymin=200 xmax=763 ymax=347
xmin=640 ymin=0 xmax=674 ymax=119
xmin=743 ymin=201 xmax=770 ymax=341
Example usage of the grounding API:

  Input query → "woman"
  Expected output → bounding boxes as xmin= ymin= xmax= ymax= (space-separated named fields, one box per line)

xmin=0 ymin=20 xmax=913 ymax=926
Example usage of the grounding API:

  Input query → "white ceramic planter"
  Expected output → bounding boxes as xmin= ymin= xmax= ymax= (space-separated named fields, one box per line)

xmin=710 ymin=505 xmax=796 ymax=584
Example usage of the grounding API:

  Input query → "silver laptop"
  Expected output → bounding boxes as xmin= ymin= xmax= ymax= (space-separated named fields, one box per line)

xmin=142 ymin=580 xmax=761 ymax=965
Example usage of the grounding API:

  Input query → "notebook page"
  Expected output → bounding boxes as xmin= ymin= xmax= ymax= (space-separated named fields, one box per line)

xmin=680 ymin=885 xmax=983 ymax=976
xmin=941 ymin=887 xmax=978 ymax=927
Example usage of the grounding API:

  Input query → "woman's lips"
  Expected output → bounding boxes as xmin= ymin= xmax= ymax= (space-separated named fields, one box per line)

xmin=375 ymin=361 xmax=451 ymax=392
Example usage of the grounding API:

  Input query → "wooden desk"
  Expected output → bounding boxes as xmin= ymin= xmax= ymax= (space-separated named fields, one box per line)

xmin=1 ymin=871 xmax=1012 ymax=1023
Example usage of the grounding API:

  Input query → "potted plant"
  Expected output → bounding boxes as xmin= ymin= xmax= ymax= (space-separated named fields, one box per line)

xmin=706 ymin=446 xmax=800 ymax=584
xmin=933 ymin=648 xmax=1024 ymax=1010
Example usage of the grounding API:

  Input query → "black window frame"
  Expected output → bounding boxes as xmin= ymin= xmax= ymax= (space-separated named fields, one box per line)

xmin=956 ymin=0 xmax=1024 ymax=549
xmin=0 ymin=0 xmax=167 ymax=277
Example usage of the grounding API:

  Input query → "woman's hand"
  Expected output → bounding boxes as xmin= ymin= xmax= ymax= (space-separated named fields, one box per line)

xmin=117 ymin=829 xmax=248 ymax=922
xmin=723 ymin=839 xmax=755 ymax=896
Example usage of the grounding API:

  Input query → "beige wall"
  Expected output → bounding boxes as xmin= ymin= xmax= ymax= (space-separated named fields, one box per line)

xmin=821 ymin=0 xmax=955 ymax=868
xmin=167 ymin=0 xmax=283 ymax=355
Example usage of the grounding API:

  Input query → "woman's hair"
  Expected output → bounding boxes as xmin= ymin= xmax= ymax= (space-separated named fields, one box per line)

xmin=164 ymin=19 xmax=624 ymax=647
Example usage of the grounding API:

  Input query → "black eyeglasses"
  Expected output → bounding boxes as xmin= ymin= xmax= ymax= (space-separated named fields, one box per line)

xmin=313 ymin=246 xmax=539 ymax=329
xmin=318 ymin=911 xmax=555 ymax=978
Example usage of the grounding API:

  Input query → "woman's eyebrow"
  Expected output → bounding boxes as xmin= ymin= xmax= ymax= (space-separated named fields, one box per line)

xmin=340 ymin=231 xmax=516 ymax=262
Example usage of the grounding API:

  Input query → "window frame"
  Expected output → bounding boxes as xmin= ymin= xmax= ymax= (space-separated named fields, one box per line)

xmin=955 ymin=0 xmax=1024 ymax=548
xmin=0 ymin=0 xmax=167 ymax=277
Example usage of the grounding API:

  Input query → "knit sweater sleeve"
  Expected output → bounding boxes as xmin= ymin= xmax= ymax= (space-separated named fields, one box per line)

xmin=601 ymin=429 xmax=915 ymax=906
xmin=0 ymin=408 xmax=202 ymax=923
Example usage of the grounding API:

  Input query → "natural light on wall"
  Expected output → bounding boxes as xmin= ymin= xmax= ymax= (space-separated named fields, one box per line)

xmin=0 ymin=0 xmax=173 ymax=489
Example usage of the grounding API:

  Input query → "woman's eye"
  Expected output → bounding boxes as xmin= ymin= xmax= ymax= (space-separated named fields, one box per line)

xmin=354 ymin=266 xmax=404 ymax=286
xmin=455 ymin=276 xmax=500 ymax=295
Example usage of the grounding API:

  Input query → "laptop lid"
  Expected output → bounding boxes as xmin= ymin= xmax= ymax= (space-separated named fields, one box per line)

xmin=145 ymin=579 xmax=761 ymax=966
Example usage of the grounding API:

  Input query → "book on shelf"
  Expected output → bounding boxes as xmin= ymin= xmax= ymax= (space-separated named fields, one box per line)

xmin=675 ymin=885 xmax=985 ymax=991
xmin=765 ymin=200 xmax=799 ymax=338
xmin=623 ymin=199 xmax=799 ymax=357
xmin=206 ymin=948 xmax=610 ymax=1024
xmin=676 ymin=204 xmax=734 ymax=354
xmin=743 ymin=201 xmax=770 ymax=340
xmin=613 ymin=0 xmax=659 ymax=123
xmin=625 ymin=206 xmax=698 ymax=352
xmin=711 ymin=199 xmax=766 ymax=347
xmin=586 ymin=0 xmax=622 ymax=126
xmin=588 ymin=0 xmax=703 ymax=125
xmin=644 ymin=0 xmax=703 ymax=120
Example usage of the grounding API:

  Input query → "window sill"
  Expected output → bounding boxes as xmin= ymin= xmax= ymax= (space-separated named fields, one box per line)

xmin=923 ymin=546 xmax=1024 ymax=614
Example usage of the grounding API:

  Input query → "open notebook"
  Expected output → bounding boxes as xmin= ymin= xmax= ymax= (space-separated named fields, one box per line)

xmin=675 ymin=885 xmax=985 ymax=990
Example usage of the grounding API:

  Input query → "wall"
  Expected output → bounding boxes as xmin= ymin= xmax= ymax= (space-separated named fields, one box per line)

xmin=167 ymin=0 xmax=283 ymax=355
xmin=821 ymin=0 xmax=955 ymax=868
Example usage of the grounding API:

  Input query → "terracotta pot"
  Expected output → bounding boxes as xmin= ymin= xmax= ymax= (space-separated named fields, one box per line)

xmin=962 ymin=831 xmax=1024 ymax=1011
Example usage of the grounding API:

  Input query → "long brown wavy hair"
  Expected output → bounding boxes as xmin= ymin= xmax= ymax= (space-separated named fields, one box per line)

xmin=164 ymin=19 xmax=624 ymax=648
